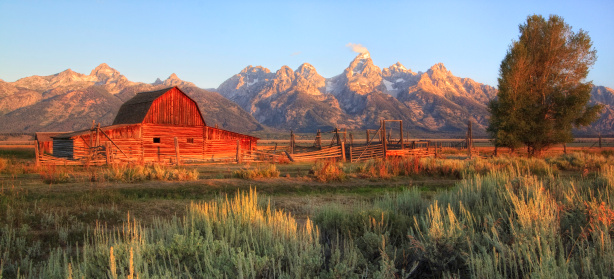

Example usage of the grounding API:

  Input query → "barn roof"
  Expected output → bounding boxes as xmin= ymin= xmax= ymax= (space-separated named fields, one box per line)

xmin=35 ymin=132 xmax=66 ymax=142
xmin=113 ymin=87 xmax=205 ymax=125
xmin=112 ymin=87 xmax=171 ymax=125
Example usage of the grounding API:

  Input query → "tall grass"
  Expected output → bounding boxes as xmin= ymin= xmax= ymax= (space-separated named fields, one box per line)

xmin=315 ymin=165 xmax=614 ymax=278
xmin=96 ymin=163 xmax=199 ymax=182
xmin=34 ymin=163 xmax=200 ymax=184
xmin=233 ymin=164 xmax=280 ymax=179
xmin=355 ymin=155 xmax=556 ymax=179
xmin=2 ymin=189 xmax=364 ymax=278
xmin=2 ymin=154 xmax=613 ymax=278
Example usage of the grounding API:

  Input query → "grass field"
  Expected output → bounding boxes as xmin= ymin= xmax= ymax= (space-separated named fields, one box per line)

xmin=1 ymin=147 xmax=613 ymax=278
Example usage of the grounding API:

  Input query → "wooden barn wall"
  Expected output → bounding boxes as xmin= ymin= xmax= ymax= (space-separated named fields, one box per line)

xmin=203 ymin=140 xmax=242 ymax=159
xmin=57 ymin=123 xmax=258 ymax=163
xmin=141 ymin=124 xmax=205 ymax=162
xmin=67 ymin=125 xmax=143 ymax=161
xmin=52 ymin=139 xmax=74 ymax=159
xmin=143 ymin=88 xmax=205 ymax=126
xmin=205 ymin=127 xmax=256 ymax=151
xmin=39 ymin=141 xmax=53 ymax=154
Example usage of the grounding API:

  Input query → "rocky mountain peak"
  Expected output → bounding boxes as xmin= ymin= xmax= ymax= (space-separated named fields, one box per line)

xmin=383 ymin=62 xmax=417 ymax=77
xmin=56 ymin=68 xmax=78 ymax=77
xmin=240 ymin=66 xmax=271 ymax=75
xmin=392 ymin=62 xmax=405 ymax=70
xmin=427 ymin=63 xmax=451 ymax=77
xmin=276 ymin=66 xmax=294 ymax=78
xmin=356 ymin=51 xmax=370 ymax=60
xmin=153 ymin=78 xmax=164 ymax=85
xmin=158 ymin=73 xmax=195 ymax=88
xmin=90 ymin=63 xmax=120 ymax=79
xmin=295 ymin=63 xmax=321 ymax=80
xmin=346 ymin=51 xmax=380 ymax=76
xmin=296 ymin=63 xmax=315 ymax=73
xmin=339 ymin=52 xmax=383 ymax=95
xmin=168 ymin=73 xmax=180 ymax=80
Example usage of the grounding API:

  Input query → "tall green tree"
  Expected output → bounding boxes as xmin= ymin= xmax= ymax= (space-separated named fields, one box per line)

xmin=488 ymin=14 xmax=601 ymax=156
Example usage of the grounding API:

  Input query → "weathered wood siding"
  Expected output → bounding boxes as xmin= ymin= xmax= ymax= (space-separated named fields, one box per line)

xmin=141 ymin=124 xmax=204 ymax=162
xmin=39 ymin=141 xmax=53 ymax=155
xmin=52 ymin=139 xmax=74 ymax=159
xmin=64 ymin=125 xmax=143 ymax=161
xmin=142 ymin=87 xmax=205 ymax=126
xmin=205 ymin=126 xmax=254 ymax=151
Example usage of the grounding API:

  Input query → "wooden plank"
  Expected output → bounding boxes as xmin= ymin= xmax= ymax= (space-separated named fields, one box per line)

xmin=174 ymin=137 xmax=181 ymax=166
xmin=34 ymin=140 xmax=40 ymax=167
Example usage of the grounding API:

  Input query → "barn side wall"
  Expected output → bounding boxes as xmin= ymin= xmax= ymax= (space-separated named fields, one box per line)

xmin=141 ymin=124 xmax=205 ymax=162
xmin=205 ymin=127 xmax=255 ymax=151
xmin=66 ymin=125 xmax=143 ymax=161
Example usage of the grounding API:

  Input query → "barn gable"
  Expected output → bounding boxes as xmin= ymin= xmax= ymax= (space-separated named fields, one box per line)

xmin=113 ymin=87 xmax=206 ymax=126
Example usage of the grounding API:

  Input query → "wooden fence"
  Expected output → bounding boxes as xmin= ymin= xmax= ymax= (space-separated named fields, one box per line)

xmin=287 ymin=145 xmax=343 ymax=162
xmin=350 ymin=143 xmax=384 ymax=162
xmin=0 ymin=140 xmax=36 ymax=148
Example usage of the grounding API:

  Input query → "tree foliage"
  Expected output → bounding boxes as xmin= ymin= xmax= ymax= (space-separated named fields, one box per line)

xmin=488 ymin=14 xmax=601 ymax=156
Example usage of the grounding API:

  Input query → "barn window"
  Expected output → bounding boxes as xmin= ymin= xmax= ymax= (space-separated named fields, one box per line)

xmin=153 ymin=137 xmax=160 ymax=143
xmin=187 ymin=138 xmax=194 ymax=143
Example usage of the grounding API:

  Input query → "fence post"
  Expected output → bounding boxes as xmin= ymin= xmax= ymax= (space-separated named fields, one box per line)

xmin=174 ymin=137 xmax=181 ymax=166
xmin=340 ymin=141 xmax=346 ymax=162
xmin=467 ymin=121 xmax=473 ymax=159
xmin=349 ymin=144 xmax=353 ymax=162
xmin=400 ymin=120 xmax=404 ymax=150
xmin=563 ymin=143 xmax=567 ymax=154
xmin=106 ymin=141 xmax=111 ymax=165
xmin=435 ymin=142 xmax=438 ymax=158
xmin=382 ymin=120 xmax=387 ymax=145
xmin=599 ymin=133 xmax=602 ymax=149
xmin=96 ymin=123 xmax=101 ymax=147
xmin=236 ymin=140 xmax=241 ymax=163
xmin=34 ymin=140 xmax=40 ymax=167
xmin=316 ymin=129 xmax=322 ymax=149
xmin=290 ymin=130 xmax=295 ymax=154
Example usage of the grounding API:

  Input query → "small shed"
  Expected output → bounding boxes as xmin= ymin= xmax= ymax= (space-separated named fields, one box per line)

xmin=35 ymin=132 xmax=65 ymax=155
xmin=52 ymin=86 xmax=258 ymax=163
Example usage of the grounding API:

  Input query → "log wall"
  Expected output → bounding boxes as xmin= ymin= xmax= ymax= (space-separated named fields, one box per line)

xmin=52 ymin=123 xmax=258 ymax=164
xmin=141 ymin=124 xmax=205 ymax=162
xmin=205 ymin=126 xmax=254 ymax=151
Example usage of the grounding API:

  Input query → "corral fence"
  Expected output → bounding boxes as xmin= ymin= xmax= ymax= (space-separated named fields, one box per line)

xmin=3 ymin=132 xmax=614 ymax=166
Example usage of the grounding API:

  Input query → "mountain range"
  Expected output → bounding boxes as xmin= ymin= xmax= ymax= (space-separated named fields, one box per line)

xmin=0 ymin=64 xmax=262 ymax=133
xmin=1 ymin=54 xmax=613 ymax=137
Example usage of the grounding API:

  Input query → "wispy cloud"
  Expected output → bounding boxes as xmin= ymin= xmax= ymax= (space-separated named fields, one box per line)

xmin=346 ymin=43 xmax=368 ymax=54
xmin=291 ymin=51 xmax=302 ymax=56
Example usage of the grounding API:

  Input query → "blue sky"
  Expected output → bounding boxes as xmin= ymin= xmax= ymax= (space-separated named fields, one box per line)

xmin=1 ymin=0 xmax=613 ymax=89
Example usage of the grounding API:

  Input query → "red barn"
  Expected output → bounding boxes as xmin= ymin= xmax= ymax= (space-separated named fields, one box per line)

xmin=52 ymin=87 xmax=258 ymax=163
